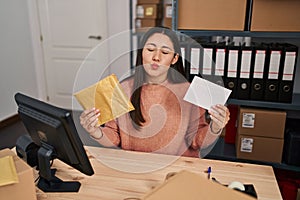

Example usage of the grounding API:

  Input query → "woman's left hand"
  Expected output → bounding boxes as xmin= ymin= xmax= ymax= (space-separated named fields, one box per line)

xmin=208 ymin=104 xmax=230 ymax=133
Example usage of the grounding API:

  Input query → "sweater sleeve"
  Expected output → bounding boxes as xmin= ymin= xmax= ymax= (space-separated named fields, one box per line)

xmin=96 ymin=119 xmax=121 ymax=148
xmin=185 ymin=106 xmax=220 ymax=150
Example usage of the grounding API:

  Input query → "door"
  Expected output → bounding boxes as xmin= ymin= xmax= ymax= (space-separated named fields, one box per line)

xmin=38 ymin=0 xmax=108 ymax=109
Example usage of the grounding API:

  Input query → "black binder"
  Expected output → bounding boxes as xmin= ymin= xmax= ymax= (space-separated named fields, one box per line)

xmin=180 ymin=42 xmax=190 ymax=81
xmin=224 ymin=44 xmax=241 ymax=99
xmin=250 ymin=43 xmax=268 ymax=101
xmin=212 ymin=42 xmax=226 ymax=87
xmin=278 ymin=43 xmax=298 ymax=103
xmin=237 ymin=45 xmax=254 ymax=100
xmin=189 ymin=43 xmax=202 ymax=82
xmin=200 ymin=42 xmax=215 ymax=83
xmin=264 ymin=43 xmax=282 ymax=102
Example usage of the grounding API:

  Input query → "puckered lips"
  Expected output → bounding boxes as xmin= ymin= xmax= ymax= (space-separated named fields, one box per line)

xmin=151 ymin=63 xmax=159 ymax=70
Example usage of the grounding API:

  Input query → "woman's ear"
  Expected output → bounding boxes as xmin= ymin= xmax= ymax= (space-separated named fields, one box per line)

xmin=171 ymin=53 xmax=179 ymax=65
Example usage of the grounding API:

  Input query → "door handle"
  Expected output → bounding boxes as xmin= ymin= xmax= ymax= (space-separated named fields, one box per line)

xmin=88 ymin=35 xmax=102 ymax=40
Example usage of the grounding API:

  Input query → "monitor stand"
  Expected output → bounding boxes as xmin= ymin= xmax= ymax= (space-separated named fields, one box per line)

xmin=37 ymin=143 xmax=81 ymax=192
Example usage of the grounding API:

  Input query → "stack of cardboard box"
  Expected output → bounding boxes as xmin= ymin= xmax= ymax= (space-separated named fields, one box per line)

xmin=135 ymin=0 xmax=163 ymax=32
xmin=236 ymin=107 xmax=286 ymax=163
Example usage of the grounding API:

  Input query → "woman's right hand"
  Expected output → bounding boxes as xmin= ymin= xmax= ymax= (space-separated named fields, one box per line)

xmin=80 ymin=108 xmax=103 ymax=139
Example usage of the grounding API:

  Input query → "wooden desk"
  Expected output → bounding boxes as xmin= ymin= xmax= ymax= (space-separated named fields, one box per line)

xmin=35 ymin=146 xmax=282 ymax=200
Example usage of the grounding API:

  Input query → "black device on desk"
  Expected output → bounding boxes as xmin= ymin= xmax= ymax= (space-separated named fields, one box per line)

xmin=14 ymin=92 xmax=94 ymax=192
xmin=212 ymin=177 xmax=258 ymax=199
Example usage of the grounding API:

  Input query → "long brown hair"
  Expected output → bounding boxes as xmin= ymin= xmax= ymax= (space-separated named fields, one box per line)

xmin=129 ymin=27 xmax=186 ymax=128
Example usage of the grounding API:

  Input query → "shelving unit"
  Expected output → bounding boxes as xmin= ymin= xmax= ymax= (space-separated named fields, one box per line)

xmin=129 ymin=0 xmax=300 ymax=171
xmin=171 ymin=0 xmax=300 ymax=172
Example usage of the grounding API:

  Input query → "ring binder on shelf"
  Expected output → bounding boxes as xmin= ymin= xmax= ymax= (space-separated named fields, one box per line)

xmin=213 ymin=42 xmax=226 ymax=87
xmin=237 ymin=45 xmax=253 ymax=100
xmin=264 ymin=43 xmax=282 ymax=102
xmin=180 ymin=42 xmax=190 ymax=81
xmin=200 ymin=42 xmax=215 ymax=83
xmin=278 ymin=43 xmax=298 ymax=103
xmin=250 ymin=43 xmax=268 ymax=101
xmin=189 ymin=44 xmax=201 ymax=82
xmin=224 ymin=44 xmax=240 ymax=99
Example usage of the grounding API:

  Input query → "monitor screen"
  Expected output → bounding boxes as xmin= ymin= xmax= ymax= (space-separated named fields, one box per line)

xmin=14 ymin=92 xmax=94 ymax=192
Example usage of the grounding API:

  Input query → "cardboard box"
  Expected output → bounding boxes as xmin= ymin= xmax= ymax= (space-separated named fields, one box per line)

xmin=142 ymin=170 xmax=255 ymax=200
xmin=237 ymin=107 xmax=286 ymax=139
xmin=177 ymin=0 xmax=247 ymax=31
xmin=136 ymin=4 xmax=162 ymax=19
xmin=236 ymin=134 xmax=284 ymax=163
xmin=0 ymin=148 xmax=36 ymax=200
xmin=163 ymin=18 xmax=172 ymax=28
xmin=251 ymin=0 xmax=300 ymax=32
xmin=136 ymin=18 xmax=162 ymax=31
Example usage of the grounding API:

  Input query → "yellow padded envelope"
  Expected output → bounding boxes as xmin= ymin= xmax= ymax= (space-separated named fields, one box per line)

xmin=0 ymin=155 xmax=19 ymax=187
xmin=74 ymin=74 xmax=135 ymax=125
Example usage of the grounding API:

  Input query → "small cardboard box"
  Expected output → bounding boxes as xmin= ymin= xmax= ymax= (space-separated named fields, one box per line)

xmin=236 ymin=133 xmax=284 ymax=163
xmin=0 ymin=148 xmax=36 ymax=200
xmin=136 ymin=4 xmax=162 ymax=19
xmin=142 ymin=170 xmax=255 ymax=200
xmin=237 ymin=107 xmax=286 ymax=139
xmin=251 ymin=0 xmax=300 ymax=32
xmin=177 ymin=0 xmax=247 ymax=31
xmin=136 ymin=18 xmax=162 ymax=31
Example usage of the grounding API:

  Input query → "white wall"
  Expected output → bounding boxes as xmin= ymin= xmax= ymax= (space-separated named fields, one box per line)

xmin=0 ymin=0 xmax=130 ymax=121
xmin=0 ymin=0 xmax=38 ymax=121
xmin=106 ymin=0 xmax=131 ymax=80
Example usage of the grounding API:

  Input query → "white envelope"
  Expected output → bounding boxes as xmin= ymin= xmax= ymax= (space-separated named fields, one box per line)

xmin=183 ymin=76 xmax=232 ymax=110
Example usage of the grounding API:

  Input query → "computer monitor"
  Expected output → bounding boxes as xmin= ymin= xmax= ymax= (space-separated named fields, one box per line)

xmin=14 ymin=92 xmax=94 ymax=192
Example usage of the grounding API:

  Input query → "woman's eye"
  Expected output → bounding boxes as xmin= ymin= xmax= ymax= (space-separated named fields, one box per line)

xmin=147 ymin=48 xmax=155 ymax=52
xmin=161 ymin=48 xmax=172 ymax=54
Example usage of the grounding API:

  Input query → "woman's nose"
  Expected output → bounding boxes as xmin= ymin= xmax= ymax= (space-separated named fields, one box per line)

xmin=152 ymin=50 xmax=160 ymax=61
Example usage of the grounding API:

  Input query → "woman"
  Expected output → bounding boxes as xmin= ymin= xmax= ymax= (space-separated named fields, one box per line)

xmin=80 ymin=27 xmax=230 ymax=157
